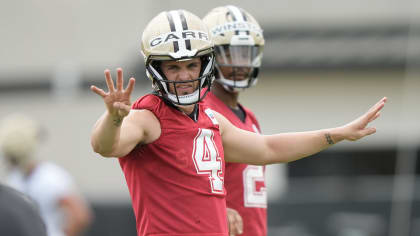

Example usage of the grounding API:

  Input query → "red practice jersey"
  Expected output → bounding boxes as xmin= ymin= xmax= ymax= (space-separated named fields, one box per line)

xmin=119 ymin=94 xmax=228 ymax=236
xmin=204 ymin=91 xmax=267 ymax=236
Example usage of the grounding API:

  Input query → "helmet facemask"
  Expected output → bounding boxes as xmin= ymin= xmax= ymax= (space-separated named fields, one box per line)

xmin=214 ymin=44 xmax=263 ymax=93
xmin=146 ymin=52 xmax=215 ymax=105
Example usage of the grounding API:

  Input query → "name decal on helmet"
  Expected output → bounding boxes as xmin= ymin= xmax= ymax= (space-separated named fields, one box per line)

xmin=211 ymin=22 xmax=262 ymax=36
xmin=149 ymin=30 xmax=209 ymax=48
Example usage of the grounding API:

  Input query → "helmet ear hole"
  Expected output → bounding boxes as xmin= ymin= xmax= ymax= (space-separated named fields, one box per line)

xmin=252 ymin=68 xmax=259 ymax=79
xmin=150 ymin=61 xmax=163 ymax=77
xmin=199 ymin=56 xmax=207 ymax=75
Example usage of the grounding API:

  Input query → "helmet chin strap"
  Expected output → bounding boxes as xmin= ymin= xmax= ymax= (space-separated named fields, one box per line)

xmin=215 ymin=66 xmax=252 ymax=93
xmin=166 ymin=88 xmax=201 ymax=105
xmin=216 ymin=79 xmax=245 ymax=93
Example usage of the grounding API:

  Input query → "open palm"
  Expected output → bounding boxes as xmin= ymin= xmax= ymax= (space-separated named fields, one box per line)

xmin=90 ymin=68 xmax=135 ymax=118
xmin=342 ymin=97 xmax=387 ymax=141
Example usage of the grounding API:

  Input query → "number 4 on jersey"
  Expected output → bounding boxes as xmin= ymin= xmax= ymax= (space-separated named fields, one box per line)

xmin=192 ymin=128 xmax=224 ymax=194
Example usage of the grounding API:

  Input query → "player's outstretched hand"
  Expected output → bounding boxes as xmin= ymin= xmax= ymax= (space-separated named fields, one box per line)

xmin=90 ymin=68 xmax=135 ymax=119
xmin=340 ymin=97 xmax=387 ymax=141
xmin=227 ymin=207 xmax=243 ymax=236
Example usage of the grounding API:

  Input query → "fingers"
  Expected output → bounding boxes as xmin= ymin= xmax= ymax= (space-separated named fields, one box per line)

xmin=229 ymin=214 xmax=243 ymax=235
xmin=365 ymin=98 xmax=387 ymax=123
xmin=227 ymin=208 xmax=243 ymax=236
xmin=381 ymin=96 xmax=387 ymax=103
xmin=374 ymin=97 xmax=387 ymax=111
xmin=361 ymin=127 xmax=376 ymax=137
xmin=125 ymin=78 xmax=136 ymax=96
xmin=368 ymin=112 xmax=381 ymax=123
xmin=90 ymin=85 xmax=107 ymax=98
xmin=368 ymin=103 xmax=384 ymax=121
xmin=104 ymin=69 xmax=115 ymax=93
xmin=234 ymin=212 xmax=243 ymax=235
xmin=116 ymin=68 xmax=123 ymax=91
xmin=367 ymin=97 xmax=387 ymax=114
xmin=370 ymin=97 xmax=387 ymax=110
xmin=104 ymin=68 xmax=135 ymax=94
xmin=228 ymin=220 xmax=241 ymax=236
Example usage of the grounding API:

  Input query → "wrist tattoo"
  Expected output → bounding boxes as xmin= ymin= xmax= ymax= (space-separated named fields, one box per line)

xmin=325 ymin=133 xmax=334 ymax=145
xmin=113 ymin=117 xmax=123 ymax=127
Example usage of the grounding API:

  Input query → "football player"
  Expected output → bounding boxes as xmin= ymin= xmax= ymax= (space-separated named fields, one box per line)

xmin=90 ymin=9 xmax=386 ymax=236
xmin=203 ymin=5 xmax=267 ymax=236
xmin=0 ymin=114 xmax=92 ymax=236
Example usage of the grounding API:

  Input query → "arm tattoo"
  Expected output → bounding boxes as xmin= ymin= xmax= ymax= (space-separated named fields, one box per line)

xmin=113 ymin=117 xmax=123 ymax=127
xmin=325 ymin=133 xmax=334 ymax=145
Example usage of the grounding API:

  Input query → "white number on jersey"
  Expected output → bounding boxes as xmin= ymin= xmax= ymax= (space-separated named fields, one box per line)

xmin=192 ymin=128 xmax=224 ymax=194
xmin=243 ymin=165 xmax=267 ymax=208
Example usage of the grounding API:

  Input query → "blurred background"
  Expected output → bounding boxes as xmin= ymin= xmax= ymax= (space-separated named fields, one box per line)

xmin=1 ymin=0 xmax=419 ymax=235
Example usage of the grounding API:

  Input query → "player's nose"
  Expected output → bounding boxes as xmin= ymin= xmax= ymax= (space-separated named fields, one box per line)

xmin=177 ymin=69 xmax=192 ymax=81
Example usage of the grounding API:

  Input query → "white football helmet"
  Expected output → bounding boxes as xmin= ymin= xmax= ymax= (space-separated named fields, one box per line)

xmin=203 ymin=6 xmax=264 ymax=92
xmin=141 ymin=10 xmax=215 ymax=105
xmin=0 ymin=114 xmax=40 ymax=167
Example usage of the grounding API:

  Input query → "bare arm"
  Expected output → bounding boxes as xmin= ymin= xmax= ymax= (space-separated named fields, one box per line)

xmin=60 ymin=194 xmax=92 ymax=236
xmin=90 ymin=68 xmax=160 ymax=157
xmin=219 ymin=97 xmax=387 ymax=165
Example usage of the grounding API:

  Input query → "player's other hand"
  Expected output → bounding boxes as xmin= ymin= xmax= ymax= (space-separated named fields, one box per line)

xmin=90 ymin=68 xmax=135 ymax=119
xmin=227 ymin=207 xmax=243 ymax=236
xmin=340 ymin=97 xmax=387 ymax=141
